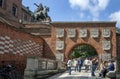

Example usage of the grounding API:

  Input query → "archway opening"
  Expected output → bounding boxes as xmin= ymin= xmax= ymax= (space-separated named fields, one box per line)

xmin=70 ymin=44 xmax=97 ymax=59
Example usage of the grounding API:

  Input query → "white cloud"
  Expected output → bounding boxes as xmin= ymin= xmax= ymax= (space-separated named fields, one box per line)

xmin=69 ymin=0 xmax=110 ymax=21
xmin=109 ymin=10 xmax=120 ymax=27
xmin=69 ymin=0 xmax=89 ymax=10
xmin=98 ymin=0 xmax=110 ymax=10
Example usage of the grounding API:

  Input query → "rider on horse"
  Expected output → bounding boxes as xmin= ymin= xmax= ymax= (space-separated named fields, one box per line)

xmin=33 ymin=3 xmax=50 ymax=22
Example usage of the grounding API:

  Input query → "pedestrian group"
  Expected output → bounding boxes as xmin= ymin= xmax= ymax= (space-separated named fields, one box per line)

xmin=67 ymin=57 xmax=115 ymax=78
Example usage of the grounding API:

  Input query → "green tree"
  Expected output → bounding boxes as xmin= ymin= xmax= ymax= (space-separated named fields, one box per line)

xmin=71 ymin=44 xmax=97 ymax=58
xmin=116 ymin=27 xmax=120 ymax=34
xmin=71 ymin=51 xmax=80 ymax=58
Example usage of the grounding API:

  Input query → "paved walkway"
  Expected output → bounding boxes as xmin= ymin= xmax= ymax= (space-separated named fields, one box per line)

xmin=47 ymin=67 xmax=110 ymax=79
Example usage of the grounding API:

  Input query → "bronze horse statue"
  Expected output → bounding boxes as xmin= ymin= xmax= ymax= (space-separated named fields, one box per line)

xmin=33 ymin=3 xmax=50 ymax=22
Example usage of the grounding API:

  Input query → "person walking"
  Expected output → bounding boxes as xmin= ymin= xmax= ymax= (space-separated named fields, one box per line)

xmin=67 ymin=58 xmax=73 ymax=75
xmin=94 ymin=57 xmax=99 ymax=70
xmin=91 ymin=57 xmax=97 ymax=76
xmin=77 ymin=57 xmax=83 ymax=72
xmin=84 ymin=58 xmax=91 ymax=72
xmin=73 ymin=58 xmax=78 ymax=72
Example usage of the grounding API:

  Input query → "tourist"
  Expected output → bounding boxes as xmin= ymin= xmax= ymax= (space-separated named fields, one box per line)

xmin=91 ymin=57 xmax=98 ymax=76
xmin=67 ymin=58 xmax=73 ymax=75
xmin=107 ymin=60 xmax=115 ymax=72
xmin=99 ymin=61 xmax=103 ymax=77
xmin=73 ymin=58 xmax=78 ymax=72
xmin=94 ymin=57 xmax=99 ymax=70
xmin=84 ymin=58 xmax=91 ymax=72
xmin=99 ymin=59 xmax=115 ymax=78
xmin=99 ymin=61 xmax=108 ymax=78
xmin=77 ymin=57 xmax=83 ymax=72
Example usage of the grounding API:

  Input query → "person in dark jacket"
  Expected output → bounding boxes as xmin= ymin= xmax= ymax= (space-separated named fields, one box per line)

xmin=100 ymin=60 xmax=115 ymax=78
xmin=107 ymin=60 xmax=115 ymax=71
xmin=77 ymin=57 xmax=83 ymax=72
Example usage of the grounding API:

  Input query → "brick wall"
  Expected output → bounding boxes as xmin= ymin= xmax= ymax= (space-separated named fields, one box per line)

xmin=23 ymin=23 xmax=56 ymax=60
xmin=24 ymin=22 xmax=116 ymax=62
xmin=0 ymin=0 xmax=22 ymax=22
xmin=0 ymin=0 xmax=33 ymax=28
xmin=42 ymin=36 xmax=56 ymax=60
xmin=51 ymin=22 xmax=116 ymax=61
xmin=0 ymin=20 xmax=44 ymax=75
xmin=0 ymin=54 xmax=26 ymax=74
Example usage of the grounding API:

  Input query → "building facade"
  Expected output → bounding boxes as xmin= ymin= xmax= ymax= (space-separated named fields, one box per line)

xmin=24 ymin=22 xmax=116 ymax=62
xmin=47 ymin=22 xmax=116 ymax=61
xmin=0 ymin=0 xmax=43 ymax=76
xmin=0 ymin=0 xmax=119 ymax=78
xmin=0 ymin=0 xmax=33 ymax=27
xmin=0 ymin=0 xmax=117 ymax=61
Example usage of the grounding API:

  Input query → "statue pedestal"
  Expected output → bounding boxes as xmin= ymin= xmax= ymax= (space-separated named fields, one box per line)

xmin=22 ymin=22 xmax=51 ymax=36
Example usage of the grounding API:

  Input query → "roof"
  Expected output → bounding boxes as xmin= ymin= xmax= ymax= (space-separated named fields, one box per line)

xmin=51 ymin=21 xmax=116 ymax=24
xmin=51 ymin=21 xmax=116 ymax=28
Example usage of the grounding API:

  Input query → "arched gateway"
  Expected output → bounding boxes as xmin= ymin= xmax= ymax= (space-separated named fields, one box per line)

xmin=24 ymin=22 xmax=116 ymax=62
xmin=50 ymin=22 xmax=116 ymax=61
xmin=69 ymin=44 xmax=98 ymax=58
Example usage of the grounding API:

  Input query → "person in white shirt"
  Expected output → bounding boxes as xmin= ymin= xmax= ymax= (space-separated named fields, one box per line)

xmin=67 ymin=58 xmax=73 ymax=75
xmin=84 ymin=58 xmax=92 ymax=72
xmin=73 ymin=58 xmax=78 ymax=72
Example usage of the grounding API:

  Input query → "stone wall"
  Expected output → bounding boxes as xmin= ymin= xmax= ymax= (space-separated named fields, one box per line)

xmin=24 ymin=57 xmax=66 ymax=79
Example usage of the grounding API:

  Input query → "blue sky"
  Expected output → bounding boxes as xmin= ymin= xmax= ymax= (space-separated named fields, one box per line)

xmin=22 ymin=0 xmax=120 ymax=27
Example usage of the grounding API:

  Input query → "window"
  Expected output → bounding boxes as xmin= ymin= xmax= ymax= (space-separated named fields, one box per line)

xmin=0 ymin=0 xmax=3 ymax=8
xmin=12 ymin=4 xmax=17 ymax=16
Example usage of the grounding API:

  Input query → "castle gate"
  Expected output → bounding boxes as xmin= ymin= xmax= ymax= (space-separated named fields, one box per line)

xmin=50 ymin=22 xmax=116 ymax=61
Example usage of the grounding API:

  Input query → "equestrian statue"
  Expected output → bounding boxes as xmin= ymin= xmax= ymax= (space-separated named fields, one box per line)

xmin=32 ymin=3 xmax=51 ymax=22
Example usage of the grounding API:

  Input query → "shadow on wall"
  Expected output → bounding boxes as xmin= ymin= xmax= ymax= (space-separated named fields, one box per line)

xmin=43 ymin=41 xmax=56 ymax=60
xmin=0 ymin=54 xmax=26 ymax=79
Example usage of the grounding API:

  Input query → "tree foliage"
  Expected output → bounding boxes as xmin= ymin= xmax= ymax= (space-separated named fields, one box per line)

xmin=71 ymin=44 xmax=97 ymax=58
xmin=116 ymin=27 xmax=120 ymax=34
